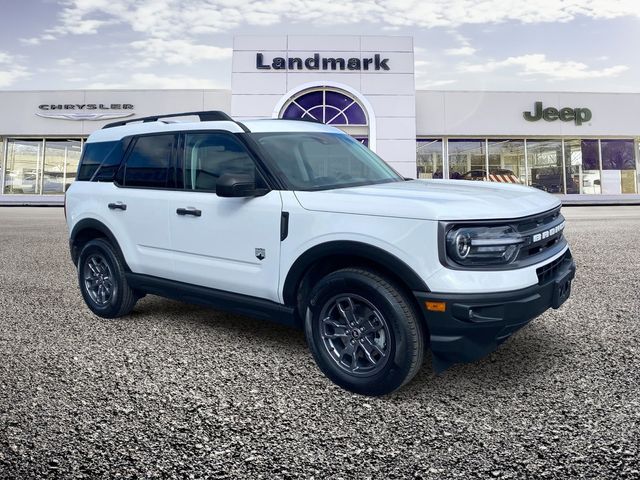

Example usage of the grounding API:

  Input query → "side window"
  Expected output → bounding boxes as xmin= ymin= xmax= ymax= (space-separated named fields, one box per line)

xmin=93 ymin=138 xmax=131 ymax=182
xmin=77 ymin=141 xmax=119 ymax=181
xmin=123 ymin=134 xmax=175 ymax=188
xmin=183 ymin=133 xmax=260 ymax=191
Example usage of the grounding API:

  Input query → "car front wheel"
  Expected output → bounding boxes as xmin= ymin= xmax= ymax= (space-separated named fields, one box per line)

xmin=304 ymin=268 xmax=424 ymax=396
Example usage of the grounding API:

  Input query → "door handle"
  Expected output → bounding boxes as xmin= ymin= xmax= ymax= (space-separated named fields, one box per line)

xmin=176 ymin=207 xmax=202 ymax=217
xmin=108 ymin=202 xmax=127 ymax=211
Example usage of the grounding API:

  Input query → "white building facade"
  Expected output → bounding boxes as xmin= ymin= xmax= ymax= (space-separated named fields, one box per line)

xmin=1 ymin=35 xmax=639 ymax=205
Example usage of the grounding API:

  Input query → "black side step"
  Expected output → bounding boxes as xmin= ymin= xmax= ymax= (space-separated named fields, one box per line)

xmin=126 ymin=273 xmax=297 ymax=327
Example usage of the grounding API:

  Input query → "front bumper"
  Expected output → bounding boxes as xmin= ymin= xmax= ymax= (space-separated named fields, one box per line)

xmin=414 ymin=249 xmax=576 ymax=372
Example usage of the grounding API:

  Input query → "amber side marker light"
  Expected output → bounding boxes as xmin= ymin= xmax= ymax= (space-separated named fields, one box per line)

xmin=425 ymin=301 xmax=446 ymax=312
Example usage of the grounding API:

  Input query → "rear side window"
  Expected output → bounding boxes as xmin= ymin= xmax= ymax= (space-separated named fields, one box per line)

xmin=77 ymin=141 xmax=119 ymax=181
xmin=123 ymin=134 xmax=175 ymax=188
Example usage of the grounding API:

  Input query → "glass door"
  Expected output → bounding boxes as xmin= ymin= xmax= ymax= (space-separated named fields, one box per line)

xmin=4 ymin=139 xmax=43 ymax=194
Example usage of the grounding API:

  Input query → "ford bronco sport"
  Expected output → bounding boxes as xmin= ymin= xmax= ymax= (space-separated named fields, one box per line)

xmin=66 ymin=111 xmax=576 ymax=396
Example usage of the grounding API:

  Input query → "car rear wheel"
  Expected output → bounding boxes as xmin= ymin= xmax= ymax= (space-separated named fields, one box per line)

xmin=304 ymin=268 xmax=424 ymax=396
xmin=77 ymin=238 xmax=137 ymax=318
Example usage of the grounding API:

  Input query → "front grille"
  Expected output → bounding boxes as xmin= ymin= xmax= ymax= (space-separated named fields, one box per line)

xmin=514 ymin=207 xmax=566 ymax=261
xmin=536 ymin=250 xmax=572 ymax=284
xmin=516 ymin=208 xmax=561 ymax=233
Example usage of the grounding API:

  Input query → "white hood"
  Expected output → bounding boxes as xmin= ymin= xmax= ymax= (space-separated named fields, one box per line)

xmin=294 ymin=179 xmax=561 ymax=221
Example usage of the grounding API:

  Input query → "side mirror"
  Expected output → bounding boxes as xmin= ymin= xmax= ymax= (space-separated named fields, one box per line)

xmin=216 ymin=173 xmax=259 ymax=197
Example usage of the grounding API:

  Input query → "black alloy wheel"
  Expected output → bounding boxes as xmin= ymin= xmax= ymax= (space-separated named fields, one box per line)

xmin=83 ymin=253 xmax=115 ymax=307
xmin=319 ymin=294 xmax=391 ymax=376
xmin=77 ymin=238 xmax=138 ymax=318
xmin=305 ymin=268 xmax=424 ymax=396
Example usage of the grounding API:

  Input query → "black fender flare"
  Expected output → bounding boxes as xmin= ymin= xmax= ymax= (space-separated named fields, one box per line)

xmin=282 ymin=240 xmax=430 ymax=306
xmin=69 ymin=218 xmax=128 ymax=268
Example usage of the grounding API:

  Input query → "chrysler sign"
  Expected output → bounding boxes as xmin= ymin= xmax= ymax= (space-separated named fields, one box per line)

xmin=256 ymin=53 xmax=390 ymax=71
xmin=37 ymin=103 xmax=135 ymax=121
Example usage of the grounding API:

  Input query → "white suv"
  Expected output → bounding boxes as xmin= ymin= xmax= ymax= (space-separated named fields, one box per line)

xmin=66 ymin=111 xmax=576 ymax=396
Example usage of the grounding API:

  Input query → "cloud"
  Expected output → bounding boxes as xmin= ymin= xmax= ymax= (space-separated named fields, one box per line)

xmin=445 ymin=46 xmax=477 ymax=56
xmin=16 ymin=0 xmax=638 ymax=75
xmin=414 ymin=57 xmax=458 ymax=88
xmin=130 ymin=39 xmax=232 ymax=66
xmin=10 ymin=0 xmax=638 ymax=90
xmin=414 ymin=59 xmax=432 ymax=78
xmin=22 ymin=34 xmax=55 ymax=45
xmin=57 ymin=57 xmax=76 ymax=66
xmin=444 ymin=31 xmax=476 ymax=56
xmin=459 ymin=54 xmax=629 ymax=80
xmin=87 ymin=72 xmax=223 ymax=89
xmin=34 ymin=0 xmax=640 ymax=41
xmin=0 ymin=68 xmax=30 ymax=88
xmin=0 ymin=52 xmax=30 ymax=87
xmin=20 ymin=37 xmax=41 ymax=46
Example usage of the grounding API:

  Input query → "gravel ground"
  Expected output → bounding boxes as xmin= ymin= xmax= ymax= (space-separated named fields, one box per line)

xmin=0 ymin=206 xmax=638 ymax=479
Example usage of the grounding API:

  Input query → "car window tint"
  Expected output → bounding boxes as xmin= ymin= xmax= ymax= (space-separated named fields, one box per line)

xmin=77 ymin=141 xmax=119 ymax=181
xmin=124 ymin=134 xmax=175 ymax=188
xmin=183 ymin=133 xmax=257 ymax=191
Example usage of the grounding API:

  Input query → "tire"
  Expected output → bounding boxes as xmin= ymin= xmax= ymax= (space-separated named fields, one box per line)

xmin=304 ymin=268 xmax=423 ymax=396
xmin=77 ymin=238 xmax=137 ymax=318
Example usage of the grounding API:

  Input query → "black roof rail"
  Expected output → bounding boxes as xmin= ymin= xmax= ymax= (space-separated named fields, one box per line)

xmin=102 ymin=110 xmax=239 ymax=129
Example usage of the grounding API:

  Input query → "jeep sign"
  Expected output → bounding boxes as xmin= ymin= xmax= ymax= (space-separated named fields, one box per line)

xmin=523 ymin=101 xmax=592 ymax=126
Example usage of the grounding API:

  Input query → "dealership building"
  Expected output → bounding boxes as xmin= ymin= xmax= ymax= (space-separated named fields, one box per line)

xmin=1 ymin=35 xmax=639 ymax=205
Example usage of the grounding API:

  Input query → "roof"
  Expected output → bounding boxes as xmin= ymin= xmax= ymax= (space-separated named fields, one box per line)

xmin=242 ymin=119 xmax=341 ymax=133
xmin=87 ymin=118 xmax=342 ymax=143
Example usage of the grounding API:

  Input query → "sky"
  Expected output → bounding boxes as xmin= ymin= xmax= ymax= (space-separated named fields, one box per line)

xmin=0 ymin=0 xmax=639 ymax=92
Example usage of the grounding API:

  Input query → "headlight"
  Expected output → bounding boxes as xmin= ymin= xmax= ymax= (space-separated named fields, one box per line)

xmin=445 ymin=225 xmax=524 ymax=266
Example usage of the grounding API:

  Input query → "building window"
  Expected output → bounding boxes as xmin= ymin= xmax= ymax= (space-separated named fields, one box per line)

xmin=3 ymin=139 xmax=43 ymax=195
xmin=416 ymin=139 xmax=443 ymax=179
xmin=279 ymin=87 xmax=369 ymax=146
xmin=526 ymin=140 xmax=564 ymax=194
xmin=43 ymin=139 xmax=82 ymax=194
xmin=600 ymin=139 xmax=636 ymax=194
xmin=564 ymin=139 xmax=600 ymax=195
xmin=0 ymin=138 xmax=3 ymax=188
xmin=415 ymin=136 xmax=639 ymax=194
xmin=487 ymin=140 xmax=525 ymax=184
xmin=448 ymin=139 xmax=486 ymax=180
xmin=281 ymin=88 xmax=367 ymax=126
xmin=2 ymin=138 xmax=83 ymax=195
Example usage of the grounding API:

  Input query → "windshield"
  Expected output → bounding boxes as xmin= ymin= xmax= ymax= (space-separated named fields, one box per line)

xmin=250 ymin=132 xmax=403 ymax=191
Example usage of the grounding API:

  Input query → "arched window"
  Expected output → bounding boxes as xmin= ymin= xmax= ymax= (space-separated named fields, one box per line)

xmin=281 ymin=88 xmax=368 ymax=126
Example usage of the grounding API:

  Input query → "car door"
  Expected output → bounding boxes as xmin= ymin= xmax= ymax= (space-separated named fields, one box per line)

xmin=109 ymin=133 xmax=176 ymax=278
xmin=166 ymin=131 xmax=283 ymax=302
